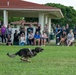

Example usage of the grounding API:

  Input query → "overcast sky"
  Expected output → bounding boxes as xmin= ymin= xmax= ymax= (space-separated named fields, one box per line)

xmin=24 ymin=0 xmax=76 ymax=10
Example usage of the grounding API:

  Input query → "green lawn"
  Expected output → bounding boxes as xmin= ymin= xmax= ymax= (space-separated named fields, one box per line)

xmin=0 ymin=46 xmax=76 ymax=75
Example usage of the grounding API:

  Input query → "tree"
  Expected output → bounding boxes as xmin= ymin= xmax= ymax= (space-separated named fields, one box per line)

xmin=8 ymin=17 xmax=23 ymax=23
xmin=0 ymin=17 xmax=23 ymax=25
xmin=24 ymin=17 xmax=38 ymax=22
xmin=45 ymin=3 xmax=76 ymax=28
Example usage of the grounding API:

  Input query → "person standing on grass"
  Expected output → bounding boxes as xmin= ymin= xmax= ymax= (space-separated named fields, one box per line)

xmin=28 ymin=31 xmax=34 ymax=45
xmin=1 ymin=24 xmax=6 ymax=43
xmin=19 ymin=22 xmax=25 ymax=35
xmin=44 ymin=24 xmax=49 ymax=43
xmin=27 ymin=24 xmax=33 ymax=45
xmin=13 ymin=30 xmax=19 ymax=45
xmin=55 ymin=24 xmax=62 ymax=45
xmin=73 ymin=26 xmax=76 ymax=39
xmin=66 ymin=24 xmax=70 ymax=35
xmin=35 ymin=23 xmax=41 ymax=34
xmin=6 ymin=24 xmax=12 ymax=38
xmin=0 ymin=27 xmax=2 ymax=42
xmin=56 ymin=29 xmax=61 ymax=45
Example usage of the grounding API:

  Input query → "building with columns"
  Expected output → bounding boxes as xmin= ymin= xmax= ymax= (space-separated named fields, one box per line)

xmin=0 ymin=0 xmax=63 ymax=33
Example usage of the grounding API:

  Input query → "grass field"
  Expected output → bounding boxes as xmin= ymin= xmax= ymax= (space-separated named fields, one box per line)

xmin=0 ymin=46 xmax=76 ymax=75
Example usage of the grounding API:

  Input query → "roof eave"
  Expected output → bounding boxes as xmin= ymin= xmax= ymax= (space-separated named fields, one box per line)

xmin=0 ymin=8 xmax=64 ymax=18
xmin=0 ymin=8 xmax=60 ymax=11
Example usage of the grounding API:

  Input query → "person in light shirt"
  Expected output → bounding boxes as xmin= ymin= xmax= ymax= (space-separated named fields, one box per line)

xmin=19 ymin=33 xmax=26 ymax=46
xmin=41 ymin=30 xmax=48 ymax=46
xmin=28 ymin=31 xmax=34 ymax=45
xmin=67 ymin=29 xmax=74 ymax=46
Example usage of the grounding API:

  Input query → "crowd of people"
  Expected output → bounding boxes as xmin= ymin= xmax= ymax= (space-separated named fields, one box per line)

xmin=17 ymin=23 xmax=48 ymax=46
xmin=55 ymin=24 xmax=75 ymax=46
xmin=0 ymin=23 xmax=48 ymax=46
xmin=0 ymin=22 xmax=76 ymax=46
xmin=0 ymin=24 xmax=12 ymax=45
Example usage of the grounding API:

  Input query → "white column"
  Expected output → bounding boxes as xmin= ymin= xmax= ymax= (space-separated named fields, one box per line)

xmin=45 ymin=15 xmax=48 ymax=24
xmin=48 ymin=17 xmax=51 ymax=33
xmin=3 ymin=10 xmax=8 ymax=27
xmin=39 ymin=13 xmax=44 ymax=33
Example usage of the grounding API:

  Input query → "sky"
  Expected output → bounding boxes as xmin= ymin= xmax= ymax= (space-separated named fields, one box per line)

xmin=24 ymin=0 xmax=76 ymax=10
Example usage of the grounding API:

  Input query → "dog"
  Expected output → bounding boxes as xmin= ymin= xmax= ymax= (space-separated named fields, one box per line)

xmin=7 ymin=47 xmax=44 ymax=62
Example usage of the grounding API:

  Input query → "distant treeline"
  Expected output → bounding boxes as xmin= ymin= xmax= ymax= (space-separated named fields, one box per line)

xmin=45 ymin=3 xmax=76 ymax=28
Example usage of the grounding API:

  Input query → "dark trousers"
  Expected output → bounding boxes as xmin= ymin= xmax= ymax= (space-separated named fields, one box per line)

xmin=28 ymin=38 xmax=34 ymax=45
xmin=1 ymin=35 xmax=6 ymax=43
xmin=56 ymin=36 xmax=60 ymax=44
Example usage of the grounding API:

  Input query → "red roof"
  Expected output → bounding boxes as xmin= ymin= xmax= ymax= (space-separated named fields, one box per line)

xmin=0 ymin=0 xmax=57 ymax=9
xmin=11 ymin=20 xmax=26 ymax=25
xmin=10 ymin=20 xmax=38 ymax=26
